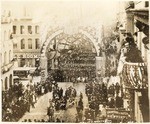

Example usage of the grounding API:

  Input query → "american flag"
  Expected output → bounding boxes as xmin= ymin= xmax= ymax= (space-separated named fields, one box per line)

xmin=122 ymin=62 xmax=148 ymax=89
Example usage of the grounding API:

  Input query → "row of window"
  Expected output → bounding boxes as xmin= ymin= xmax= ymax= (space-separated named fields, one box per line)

xmin=13 ymin=25 xmax=39 ymax=34
xmin=13 ymin=39 xmax=40 ymax=49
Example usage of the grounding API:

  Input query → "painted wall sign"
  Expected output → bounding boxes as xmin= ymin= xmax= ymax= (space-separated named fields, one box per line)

xmin=14 ymin=53 xmax=40 ymax=58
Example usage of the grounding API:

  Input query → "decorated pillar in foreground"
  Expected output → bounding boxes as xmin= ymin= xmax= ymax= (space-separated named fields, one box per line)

xmin=148 ymin=37 xmax=150 ymax=122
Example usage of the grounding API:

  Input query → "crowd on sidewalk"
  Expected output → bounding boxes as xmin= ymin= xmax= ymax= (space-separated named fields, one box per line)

xmin=3 ymin=70 xmax=132 ymax=123
xmin=2 ymin=76 xmax=53 ymax=122
xmin=20 ymin=77 xmax=131 ymax=123
xmin=83 ymin=80 xmax=131 ymax=123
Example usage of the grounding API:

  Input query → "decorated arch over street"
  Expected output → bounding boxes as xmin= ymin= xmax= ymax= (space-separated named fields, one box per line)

xmin=40 ymin=26 xmax=104 ymax=83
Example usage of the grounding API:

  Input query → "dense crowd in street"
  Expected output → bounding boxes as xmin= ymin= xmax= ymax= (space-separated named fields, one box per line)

xmin=2 ymin=75 xmax=53 ymax=122
xmin=2 ymin=67 xmax=132 ymax=123
xmin=20 ymin=77 xmax=132 ymax=122
xmin=84 ymin=81 xmax=126 ymax=123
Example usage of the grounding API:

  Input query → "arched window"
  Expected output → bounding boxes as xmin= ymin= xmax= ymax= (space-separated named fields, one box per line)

xmin=20 ymin=25 xmax=25 ymax=34
xmin=13 ymin=25 xmax=17 ymax=34
xmin=9 ymin=74 xmax=12 ymax=88
xmin=28 ymin=39 xmax=32 ymax=49
xmin=5 ymin=77 xmax=8 ymax=90
xmin=4 ymin=52 xmax=7 ymax=65
xmin=13 ymin=43 xmax=17 ymax=49
xmin=35 ymin=38 xmax=40 ymax=49
xmin=8 ymin=30 xmax=11 ymax=39
xmin=9 ymin=50 xmax=11 ymax=62
xmin=35 ymin=25 xmax=39 ymax=34
xmin=28 ymin=26 xmax=32 ymax=34
xmin=4 ymin=31 xmax=7 ymax=41
xmin=21 ymin=39 xmax=25 ymax=49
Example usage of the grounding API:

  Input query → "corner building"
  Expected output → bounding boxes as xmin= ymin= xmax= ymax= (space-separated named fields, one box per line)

xmin=12 ymin=16 xmax=41 ymax=68
xmin=1 ymin=11 xmax=16 ymax=91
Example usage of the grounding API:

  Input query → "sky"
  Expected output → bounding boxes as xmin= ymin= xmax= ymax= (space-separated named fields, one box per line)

xmin=1 ymin=0 xmax=125 ymax=34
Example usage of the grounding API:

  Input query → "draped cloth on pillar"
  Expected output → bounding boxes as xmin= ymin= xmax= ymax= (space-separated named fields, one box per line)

xmin=40 ymin=56 xmax=48 ymax=83
xmin=122 ymin=62 xmax=148 ymax=89
xmin=95 ymin=56 xmax=105 ymax=77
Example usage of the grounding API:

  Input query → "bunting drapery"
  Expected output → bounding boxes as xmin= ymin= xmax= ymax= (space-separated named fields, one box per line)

xmin=122 ymin=62 xmax=148 ymax=89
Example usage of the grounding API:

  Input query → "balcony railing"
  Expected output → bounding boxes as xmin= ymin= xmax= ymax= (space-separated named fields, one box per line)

xmin=122 ymin=62 xmax=148 ymax=89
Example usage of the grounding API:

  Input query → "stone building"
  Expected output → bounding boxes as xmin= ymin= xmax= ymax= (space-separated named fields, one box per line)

xmin=117 ymin=1 xmax=149 ymax=122
xmin=12 ymin=14 xmax=41 ymax=68
xmin=1 ymin=10 xmax=16 ymax=91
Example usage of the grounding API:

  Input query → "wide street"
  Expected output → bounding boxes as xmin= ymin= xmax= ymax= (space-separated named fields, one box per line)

xmin=19 ymin=82 xmax=88 ymax=122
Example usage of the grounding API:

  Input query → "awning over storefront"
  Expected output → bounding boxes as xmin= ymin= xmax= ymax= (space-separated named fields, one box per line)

xmin=122 ymin=62 xmax=148 ymax=89
xmin=14 ymin=67 xmax=36 ymax=72
xmin=13 ymin=76 xmax=19 ymax=79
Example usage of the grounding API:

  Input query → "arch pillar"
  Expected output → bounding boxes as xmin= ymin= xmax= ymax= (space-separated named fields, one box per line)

xmin=40 ymin=56 xmax=48 ymax=83
xmin=40 ymin=29 xmax=64 ymax=83
xmin=95 ymin=56 xmax=105 ymax=80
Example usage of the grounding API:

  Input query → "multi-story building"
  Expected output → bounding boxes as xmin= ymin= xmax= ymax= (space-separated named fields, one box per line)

xmin=1 ymin=10 xmax=16 ymax=91
xmin=12 ymin=15 xmax=41 ymax=68
xmin=117 ymin=1 xmax=149 ymax=122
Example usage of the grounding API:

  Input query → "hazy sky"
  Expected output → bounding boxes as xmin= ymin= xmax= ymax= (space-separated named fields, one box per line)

xmin=1 ymin=0 xmax=121 ymax=25
xmin=1 ymin=0 xmax=125 ymax=35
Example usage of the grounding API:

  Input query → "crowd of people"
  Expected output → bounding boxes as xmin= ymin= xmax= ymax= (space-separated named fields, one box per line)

xmin=2 ymin=75 xmax=54 ymax=122
xmin=47 ymin=82 xmax=79 ymax=122
xmin=2 ymin=81 xmax=25 ymax=121
xmin=3 ymin=70 xmax=132 ymax=123
xmin=84 ymin=81 xmax=125 ymax=122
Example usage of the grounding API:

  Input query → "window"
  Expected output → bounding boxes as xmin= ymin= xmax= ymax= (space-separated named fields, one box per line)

xmin=5 ymin=77 xmax=8 ymax=90
xmin=27 ymin=59 xmax=33 ymax=67
xmin=20 ymin=59 xmax=25 ymax=67
xmin=4 ymin=31 xmax=7 ymax=41
xmin=28 ymin=26 xmax=32 ymax=34
xmin=13 ymin=43 xmax=17 ymax=49
xmin=35 ymin=59 xmax=40 ymax=67
xmin=20 ymin=25 xmax=25 ymax=34
xmin=13 ymin=26 xmax=16 ymax=34
xmin=8 ymin=30 xmax=11 ymax=39
xmin=21 ymin=39 xmax=25 ymax=49
xmin=28 ymin=39 xmax=32 ymax=49
xmin=145 ymin=1 xmax=149 ymax=7
xmin=35 ymin=25 xmax=39 ymax=34
xmin=9 ymin=74 xmax=12 ymax=88
xmin=4 ymin=52 xmax=7 ymax=65
xmin=35 ymin=39 xmax=40 ymax=49
xmin=9 ymin=50 xmax=11 ymax=62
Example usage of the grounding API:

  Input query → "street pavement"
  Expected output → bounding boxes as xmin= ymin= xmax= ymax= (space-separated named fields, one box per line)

xmin=19 ymin=82 xmax=88 ymax=122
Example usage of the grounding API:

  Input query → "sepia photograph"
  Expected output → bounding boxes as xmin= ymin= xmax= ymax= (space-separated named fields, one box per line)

xmin=0 ymin=0 xmax=149 ymax=123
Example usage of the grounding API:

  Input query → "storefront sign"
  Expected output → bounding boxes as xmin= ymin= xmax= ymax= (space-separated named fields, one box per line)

xmin=14 ymin=53 xmax=40 ymax=58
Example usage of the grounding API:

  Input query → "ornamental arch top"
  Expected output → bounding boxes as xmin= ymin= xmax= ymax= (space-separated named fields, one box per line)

xmin=40 ymin=26 xmax=102 ymax=83
xmin=40 ymin=27 xmax=101 ymax=57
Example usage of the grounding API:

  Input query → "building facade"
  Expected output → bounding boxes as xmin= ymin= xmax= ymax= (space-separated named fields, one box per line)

xmin=12 ymin=16 xmax=41 ymax=68
xmin=117 ymin=1 xmax=149 ymax=122
xmin=1 ymin=10 xmax=16 ymax=91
